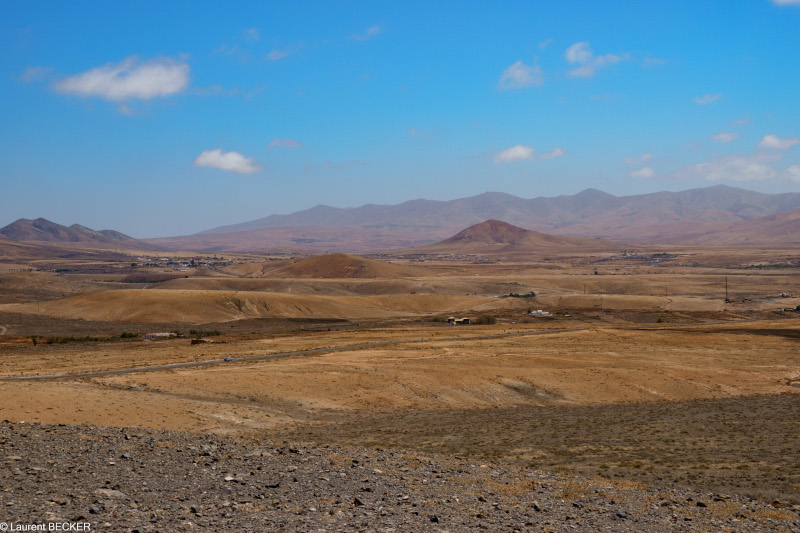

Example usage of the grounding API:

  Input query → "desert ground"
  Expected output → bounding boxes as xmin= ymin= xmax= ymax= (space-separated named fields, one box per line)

xmin=1 ymin=246 xmax=799 ymax=529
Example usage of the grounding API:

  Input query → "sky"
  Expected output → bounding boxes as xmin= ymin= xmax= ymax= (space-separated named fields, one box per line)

xmin=2 ymin=0 xmax=800 ymax=238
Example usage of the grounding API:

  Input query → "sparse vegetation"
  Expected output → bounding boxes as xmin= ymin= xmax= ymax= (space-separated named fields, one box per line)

xmin=189 ymin=329 xmax=221 ymax=338
xmin=44 ymin=335 xmax=115 ymax=344
xmin=505 ymin=291 xmax=537 ymax=298
xmin=473 ymin=315 xmax=497 ymax=325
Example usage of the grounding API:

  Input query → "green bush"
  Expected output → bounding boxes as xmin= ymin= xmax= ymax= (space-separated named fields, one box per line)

xmin=120 ymin=331 xmax=138 ymax=339
xmin=474 ymin=315 xmax=497 ymax=325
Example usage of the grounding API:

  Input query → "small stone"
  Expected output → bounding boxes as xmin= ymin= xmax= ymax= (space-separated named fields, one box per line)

xmin=353 ymin=496 xmax=365 ymax=506
xmin=94 ymin=489 xmax=127 ymax=499
xmin=696 ymin=501 xmax=707 ymax=508
xmin=429 ymin=514 xmax=439 ymax=523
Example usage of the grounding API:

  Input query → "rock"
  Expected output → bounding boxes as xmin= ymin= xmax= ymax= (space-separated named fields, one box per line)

xmin=94 ymin=488 xmax=128 ymax=499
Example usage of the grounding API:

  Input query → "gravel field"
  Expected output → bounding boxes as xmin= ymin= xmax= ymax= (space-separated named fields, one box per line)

xmin=2 ymin=422 xmax=799 ymax=532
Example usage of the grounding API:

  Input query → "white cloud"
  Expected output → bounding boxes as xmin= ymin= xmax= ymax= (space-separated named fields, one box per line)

xmin=18 ymin=65 xmax=53 ymax=83
xmin=630 ymin=167 xmax=656 ymax=179
xmin=498 ymin=60 xmax=544 ymax=90
xmin=539 ymin=147 xmax=566 ymax=159
xmin=54 ymin=56 xmax=189 ymax=101
xmin=731 ymin=117 xmax=749 ymax=126
xmin=566 ymin=42 xmax=593 ymax=64
xmin=759 ymin=134 xmax=800 ymax=150
xmin=268 ymin=138 xmax=302 ymax=149
xmin=495 ymin=144 xmax=535 ymax=163
xmin=674 ymin=152 xmax=780 ymax=182
xmin=538 ymin=38 xmax=553 ymax=50
xmin=711 ymin=131 xmax=739 ymax=143
xmin=770 ymin=0 xmax=800 ymax=5
xmin=565 ymin=41 xmax=627 ymax=78
xmin=194 ymin=149 xmax=262 ymax=174
xmin=350 ymin=26 xmax=381 ymax=41
xmin=694 ymin=93 xmax=722 ymax=105
xmin=783 ymin=165 xmax=800 ymax=182
xmin=265 ymin=49 xmax=291 ymax=61
xmin=623 ymin=153 xmax=652 ymax=164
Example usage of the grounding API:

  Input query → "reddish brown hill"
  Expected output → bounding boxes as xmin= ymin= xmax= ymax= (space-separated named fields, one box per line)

xmin=269 ymin=253 xmax=419 ymax=278
xmin=412 ymin=220 xmax=614 ymax=255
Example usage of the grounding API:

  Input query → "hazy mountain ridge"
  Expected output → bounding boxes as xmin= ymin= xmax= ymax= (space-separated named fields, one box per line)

xmin=201 ymin=185 xmax=800 ymax=238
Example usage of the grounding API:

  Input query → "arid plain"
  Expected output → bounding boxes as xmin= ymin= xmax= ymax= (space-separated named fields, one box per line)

xmin=1 ymin=239 xmax=799 ymax=508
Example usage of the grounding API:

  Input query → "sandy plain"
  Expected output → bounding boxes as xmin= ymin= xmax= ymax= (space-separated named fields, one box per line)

xmin=1 ymin=248 xmax=799 ymax=503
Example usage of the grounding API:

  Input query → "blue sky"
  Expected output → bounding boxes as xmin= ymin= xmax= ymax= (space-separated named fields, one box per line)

xmin=2 ymin=0 xmax=800 ymax=237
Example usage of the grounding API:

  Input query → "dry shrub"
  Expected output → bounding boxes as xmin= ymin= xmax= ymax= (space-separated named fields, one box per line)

xmin=556 ymin=478 xmax=592 ymax=500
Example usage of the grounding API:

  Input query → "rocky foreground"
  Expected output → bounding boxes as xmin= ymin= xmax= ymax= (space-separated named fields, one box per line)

xmin=1 ymin=422 xmax=798 ymax=532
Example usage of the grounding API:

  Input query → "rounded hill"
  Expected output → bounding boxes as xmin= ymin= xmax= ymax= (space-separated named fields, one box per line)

xmin=414 ymin=220 xmax=613 ymax=255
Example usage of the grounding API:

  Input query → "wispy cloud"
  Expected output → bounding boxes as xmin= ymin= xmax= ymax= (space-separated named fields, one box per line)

xmin=495 ymin=144 xmax=535 ymax=163
xmin=624 ymin=153 xmax=652 ymax=164
xmin=241 ymin=28 xmax=260 ymax=42
xmin=565 ymin=41 xmax=628 ymax=78
xmin=350 ymin=25 xmax=381 ymax=41
xmin=53 ymin=56 xmax=189 ymax=101
xmin=498 ymin=59 xmax=544 ymax=90
xmin=642 ymin=57 xmax=666 ymax=67
xmin=538 ymin=38 xmax=553 ymax=50
xmin=539 ymin=147 xmax=566 ymax=159
xmin=630 ymin=167 xmax=656 ymax=179
xmin=17 ymin=65 xmax=53 ymax=83
xmin=268 ymin=138 xmax=302 ymax=149
xmin=770 ymin=0 xmax=800 ymax=5
xmin=265 ymin=49 xmax=291 ymax=61
xmin=694 ymin=93 xmax=722 ymax=105
xmin=759 ymin=134 xmax=800 ymax=150
xmin=194 ymin=149 xmax=262 ymax=174
xmin=711 ymin=131 xmax=739 ymax=143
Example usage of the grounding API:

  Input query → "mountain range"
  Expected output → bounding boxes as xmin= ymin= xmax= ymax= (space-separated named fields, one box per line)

xmin=145 ymin=184 xmax=800 ymax=252
xmin=201 ymin=185 xmax=800 ymax=238
xmin=5 ymin=185 xmax=800 ymax=255
xmin=0 ymin=218 xmax=138 ymax=246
